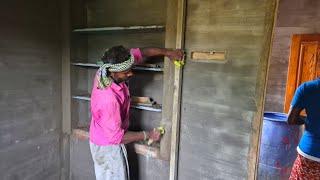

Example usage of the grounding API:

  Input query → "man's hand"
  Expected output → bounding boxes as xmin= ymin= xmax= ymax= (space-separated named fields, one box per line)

xmin=165 ymin=49 xmax=184 ymax=61
xmin=148 ymin=128 xmax=161 ymax=142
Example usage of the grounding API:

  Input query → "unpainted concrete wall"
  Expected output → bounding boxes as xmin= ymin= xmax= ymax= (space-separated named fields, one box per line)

xmin=178 ymin=0 xmax=276 ymax=179
xmin=0 ymin=1 xmax=62 ymax=179
xmin=265 ymin=0 xmax=320 ymax=112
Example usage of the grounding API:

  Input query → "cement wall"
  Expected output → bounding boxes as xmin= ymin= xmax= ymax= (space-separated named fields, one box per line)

xmin=0 ymin=1 xmax=63 ymax=180
xmin=178 ymin=0 xmax=276 ymax=179
xmin=0 ymin=0 xmax=282 ymax=179
xmin=265 ymin=0 xmax=320 ymax=112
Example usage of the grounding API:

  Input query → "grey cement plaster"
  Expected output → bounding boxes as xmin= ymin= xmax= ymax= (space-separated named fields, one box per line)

xmin=0 ymin=0 xmax=63 ymax=179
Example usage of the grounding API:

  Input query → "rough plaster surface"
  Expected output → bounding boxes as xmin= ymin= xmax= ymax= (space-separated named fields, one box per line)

xmin=0 ymin=1 xmax=62 ymax=179
xmin=178 ymin=0 xmax=275 ymax=179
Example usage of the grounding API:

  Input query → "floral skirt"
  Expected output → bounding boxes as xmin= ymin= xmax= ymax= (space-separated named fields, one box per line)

xmin=289 ymin=154 xmax=320 ymax=180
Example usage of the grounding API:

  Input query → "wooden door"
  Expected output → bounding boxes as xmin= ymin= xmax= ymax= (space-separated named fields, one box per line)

xmin=284 ymin=34 xmax=320 ymax=113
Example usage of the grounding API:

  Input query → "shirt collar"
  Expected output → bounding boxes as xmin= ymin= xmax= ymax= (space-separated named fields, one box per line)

xmin=110 ymin=81 xmax=124 ymax=91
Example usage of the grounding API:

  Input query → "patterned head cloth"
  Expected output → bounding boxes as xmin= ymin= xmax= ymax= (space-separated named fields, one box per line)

xmin=96 ymin=54 xmax=134 ymax=89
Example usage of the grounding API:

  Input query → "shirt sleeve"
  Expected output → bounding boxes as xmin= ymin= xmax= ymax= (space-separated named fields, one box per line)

xmin=130 ymin=48 xmax=143 ymax=65
xmin=99 ymin=100 xmax=125 ymax=144
xmin=291 ymin=83 xmax=305 ymax=109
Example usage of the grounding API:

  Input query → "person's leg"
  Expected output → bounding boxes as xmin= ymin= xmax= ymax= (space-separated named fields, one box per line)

xmin=90 ymin=142 xmax=127 ymax=180
xmin=90 ymin=142 xmax=111 ymax=180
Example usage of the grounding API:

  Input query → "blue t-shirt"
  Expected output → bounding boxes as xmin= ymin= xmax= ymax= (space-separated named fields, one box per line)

xmin=291 ymin=78 xmax=320 ymax=158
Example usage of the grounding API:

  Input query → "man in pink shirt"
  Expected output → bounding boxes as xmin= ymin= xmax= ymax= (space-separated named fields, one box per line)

xmin=89 ymin=45 xmax=183 ymax=180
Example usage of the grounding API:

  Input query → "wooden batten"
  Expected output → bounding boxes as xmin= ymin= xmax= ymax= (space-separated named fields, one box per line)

xmin=168 ymin=0 xmax=186 ymax=179
xmin=190 ymin=51 xmax=227 ymax=63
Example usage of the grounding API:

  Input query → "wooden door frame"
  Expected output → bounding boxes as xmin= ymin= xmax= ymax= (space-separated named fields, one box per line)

xmin=284 ymin=34 xmax=320 ymax=113
xmin=163 ymin=0 xmax=186 ymax=179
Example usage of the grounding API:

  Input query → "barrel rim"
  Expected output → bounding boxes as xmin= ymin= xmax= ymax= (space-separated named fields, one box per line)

xmin=264 ymin=111 xmax=288 ymax=122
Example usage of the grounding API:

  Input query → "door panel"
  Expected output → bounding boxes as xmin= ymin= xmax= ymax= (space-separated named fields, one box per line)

xmin=284 ymin=34 xmax=320 ymax=113
xmin=298 ymin=42 xmax=318 ymax=85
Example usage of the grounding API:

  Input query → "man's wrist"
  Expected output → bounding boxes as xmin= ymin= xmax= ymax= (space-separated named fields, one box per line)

xmin=142 ymin=131 xmax=148 ymax=141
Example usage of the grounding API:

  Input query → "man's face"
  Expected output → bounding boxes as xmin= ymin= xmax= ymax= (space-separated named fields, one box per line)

xmin=111 ymin=69 xmax=133 ymax=83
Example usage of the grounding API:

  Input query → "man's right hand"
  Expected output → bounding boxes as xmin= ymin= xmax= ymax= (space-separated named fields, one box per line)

xmin=148 ymin=128 xmax=161 ymax=142
xmin=165 ymin=49 xmax=184 ymax=61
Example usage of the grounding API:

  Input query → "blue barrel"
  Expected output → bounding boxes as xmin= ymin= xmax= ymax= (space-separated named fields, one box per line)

xmin=258 ymin=112 xmax=303 ymax=180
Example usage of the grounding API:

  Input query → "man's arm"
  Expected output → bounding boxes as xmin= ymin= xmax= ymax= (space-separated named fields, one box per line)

xmin=121 ymin=129 xmax=161 ymax=144
xmin=140 ymin=48 xmax=184 ymax=63
xmin=287 ymin=106 xmax=305 ymax=125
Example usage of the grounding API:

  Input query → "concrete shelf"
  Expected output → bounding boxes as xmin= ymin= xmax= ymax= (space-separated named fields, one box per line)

xmin=72 ymin=95 xmax=162 ymax=112
xmin=71 ymin=62 xmax=164 ymax=72
xmin=72 ymin=25 xmax=165 ymax=33
xmin=132 ymin=66 xmax=163 ymax=72
xmin=130 ymin=104 xmax=162 ymax=112
xmin=72 ymin=128 xmax=162 ymax=160
xmin=72 ymin=95 xmax=91 ymax=101
xmin=71 ymin=62 xmax=99 ymax=68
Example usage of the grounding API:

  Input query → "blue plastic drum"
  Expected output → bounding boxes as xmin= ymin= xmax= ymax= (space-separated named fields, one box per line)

xmin=258 ymin=112 xmax=303 ymax=179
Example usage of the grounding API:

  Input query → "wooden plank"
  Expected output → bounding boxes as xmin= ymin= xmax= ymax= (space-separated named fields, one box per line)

xmin=160 ymin=0 xmax=179 ymax=161
xmin=190 ymin=51 xmax=226 ymax=62
xmin=131 ymin=96 xmax=154 ymax=104
xmin=169 ymin=0 xmax=186 ymax=179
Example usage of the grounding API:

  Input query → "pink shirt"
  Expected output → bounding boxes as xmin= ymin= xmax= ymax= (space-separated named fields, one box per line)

xmin=89 ymin=48 xmax=143 ymax=145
